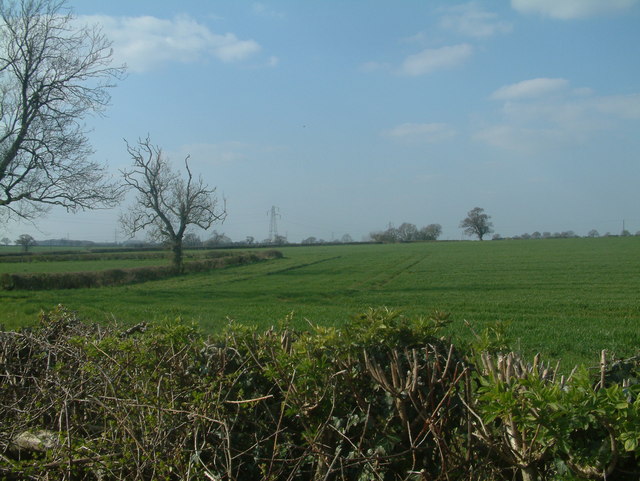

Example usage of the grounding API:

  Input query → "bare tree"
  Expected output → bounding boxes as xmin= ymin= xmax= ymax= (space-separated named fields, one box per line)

xmin=15 ymin=233 xmax=36 ymax=251
xmin=0 ymin=0 xmax=125 ymax=221
xmin=460 ymin=207 xmax=494 ymax=241
xmin=120 ymin=137 xmax=226 ymax=271
xmin=0 ymin=236 xmax=10 ymax=246
xmin=204 ymin=230 xmax=232 ymax=247
xmin=183 ymin=232 xmax=202 ymax=248
xmin=340 ymin=233 xmax=353 ymax=243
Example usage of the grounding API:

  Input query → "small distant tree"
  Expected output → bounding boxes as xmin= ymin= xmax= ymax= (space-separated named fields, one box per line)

xmin=120 ymin=137 xmax=226 ymax=272
xmin=587 ymin=229 xmax=600 ymax=238
xmin=205 ymin=231 xmax=232 ymax=247
xmin=245 ymin=236 xmax=255 ymax=245
xmin=418 ymin=224 xmax=442 ymax=241
xmin=492 ymin=233 xmax=503 ymax=241
xmin=460 ymin=207 xmax=493 ymax=241
xmin=183 ymin=233 xmax=202 ymax=248
xmin=531 ymin=231 xmax=541 ymax=239
xmin=340 ymin=233 xmax=353 ymax=243
xmin=302 ymin=237 xmax=317 ymax=245
xmin=273 ymin=234 xmax=288 ymax=245
xmin=621 ymin=229 xmax=631 ymax=237
xmin=370 ymin=225 xmax=399 ymax=243
xmin=397 ymin=223 xmax=418 ymax=242
xmin=1 ymin=237 xmax=10 ymax=246
xmin=15 ymin=233 xmax=36 ymax=251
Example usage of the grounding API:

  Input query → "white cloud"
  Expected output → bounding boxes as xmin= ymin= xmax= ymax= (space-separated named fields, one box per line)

xmin=476 ymin=80 xmax=640 ymax=153
xmin=81 ymin=14 xmax=261 ymax=73
xmin=440 ymin=2 xmax=513 ymax=38
xmin=400 ymin=44 xmax=473 ymax=76
xmin=491 ymin=78 xmax=569 ymax=100
xmin=511 ymin=0 xmax=639 ymax=19
xmin=386 ymin=123 xmax=456 ymax=143
xmin=593 ymin=94 xmax=640 ymax=119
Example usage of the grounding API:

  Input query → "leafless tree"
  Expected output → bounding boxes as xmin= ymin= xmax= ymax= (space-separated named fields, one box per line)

xmin=0 ymin=0 xmax=125 ymax=221
xmin=15 ymin=233 xmax=36 ymax=251
xmin=120 ymin=137 xmax=226 ymax=271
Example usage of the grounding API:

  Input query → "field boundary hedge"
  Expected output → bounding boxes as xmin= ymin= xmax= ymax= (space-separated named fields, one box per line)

xmin=0 ymin=306 xmax=638 ymax=480
xmin=0 ymin=248 xmax=238 ymax=263
xmin=0 ymin=250 xmax=282 ymax=290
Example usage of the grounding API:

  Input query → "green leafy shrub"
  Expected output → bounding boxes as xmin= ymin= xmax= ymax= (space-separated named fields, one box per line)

xmin=1 ymin=306 xmax=638 ymax=480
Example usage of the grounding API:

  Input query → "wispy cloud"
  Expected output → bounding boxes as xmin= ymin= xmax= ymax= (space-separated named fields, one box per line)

xmin=440 ymin=2 xmax=513 ymax=38
xmin=511 ymin=0 xmax=639 ymax=19
xmin=386 ymin=123 xmax=456 ymax=143
xmin=252 ymin=2 xmax=286 ymax=19
xmin=82 ymin=14 xmax=262 ymax=73
xmin=475 ymin=78 xmax=640 ymax=153
xmin=491 ymin=78 xmax=569 ymax=100
xmin=359 ymin=61 xmax=390 ymax=73
xmin=399 ymin=44 xmax=473 ymax=76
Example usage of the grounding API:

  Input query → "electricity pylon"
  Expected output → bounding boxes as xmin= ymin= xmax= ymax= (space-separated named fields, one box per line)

xmin=268 ymin=206 xmax=280 ymax=243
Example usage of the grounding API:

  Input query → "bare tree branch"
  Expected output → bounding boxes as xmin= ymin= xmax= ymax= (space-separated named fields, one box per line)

xmin=120 ymin=136 xmax=227 ymax=271
xmin=0 ymin=0 xmax=126 ymax=221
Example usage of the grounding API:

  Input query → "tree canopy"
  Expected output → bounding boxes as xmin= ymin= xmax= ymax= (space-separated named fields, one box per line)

xmin=460 ymin=207 xmax=493 ymax=241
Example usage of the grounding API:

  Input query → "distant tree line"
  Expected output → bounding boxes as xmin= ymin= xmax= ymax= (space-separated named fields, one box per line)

xmin=369 ymin=222 xmax=442 ymax=243
xmin=492 ymin=229 xmax=640 ymax=240
xmin=301 ymin=234 xmax=354 ymax=245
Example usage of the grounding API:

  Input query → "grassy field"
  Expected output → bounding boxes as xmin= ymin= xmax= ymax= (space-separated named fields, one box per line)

xmin=1 ymin=238 xmax=639 ymax=367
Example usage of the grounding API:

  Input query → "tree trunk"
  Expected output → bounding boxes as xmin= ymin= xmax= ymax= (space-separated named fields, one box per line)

xmin=171 ymin=240 xmax=183 ymax=273
xmin=520 ymin=466 xmax=539 ymax=481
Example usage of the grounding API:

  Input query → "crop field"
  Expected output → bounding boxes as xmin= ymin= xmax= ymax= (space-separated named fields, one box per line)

xmin=1 ymin=237 xmax=639 ymax=367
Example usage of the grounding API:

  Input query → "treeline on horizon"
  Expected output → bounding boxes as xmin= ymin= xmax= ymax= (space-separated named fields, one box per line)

xmin=3 ymin=226 xmax=639 ymax=252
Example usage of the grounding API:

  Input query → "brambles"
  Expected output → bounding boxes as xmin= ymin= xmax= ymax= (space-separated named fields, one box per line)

xmin=1 ymin=306 xmax=639 ymax=480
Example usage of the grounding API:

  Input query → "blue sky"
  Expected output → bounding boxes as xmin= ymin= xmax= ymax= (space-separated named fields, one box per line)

xmin=3 ymin=0 xmax=640 ymax=243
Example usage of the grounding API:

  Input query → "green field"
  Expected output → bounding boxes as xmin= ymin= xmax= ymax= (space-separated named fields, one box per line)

xmin=1 ymin=238 xmax=639 ymax=367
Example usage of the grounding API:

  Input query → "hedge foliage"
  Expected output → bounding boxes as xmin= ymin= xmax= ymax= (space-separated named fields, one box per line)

xmin=0 ymin=306 xmax=639 ymax=480
xmin=0 ymin=250 xmax=283 ymax=290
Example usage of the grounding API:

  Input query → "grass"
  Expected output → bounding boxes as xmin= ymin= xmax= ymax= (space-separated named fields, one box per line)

xmin=1 ymin=238 xmax=639 ymax=367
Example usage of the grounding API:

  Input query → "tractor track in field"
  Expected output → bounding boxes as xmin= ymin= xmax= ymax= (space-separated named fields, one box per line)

xmin=224 ymin=256 xmax=342 ymax=284
xmin=351 ymin=254 xmax=428 ymax=291
xmin=265 ymin=256 xmax=343 ymax=275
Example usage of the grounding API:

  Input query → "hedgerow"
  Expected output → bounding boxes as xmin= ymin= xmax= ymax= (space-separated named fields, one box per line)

xmin=0 ymin=306 xmax=638 ymax=480
xmin=0 ymin=250 xmax=282 ymax=290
